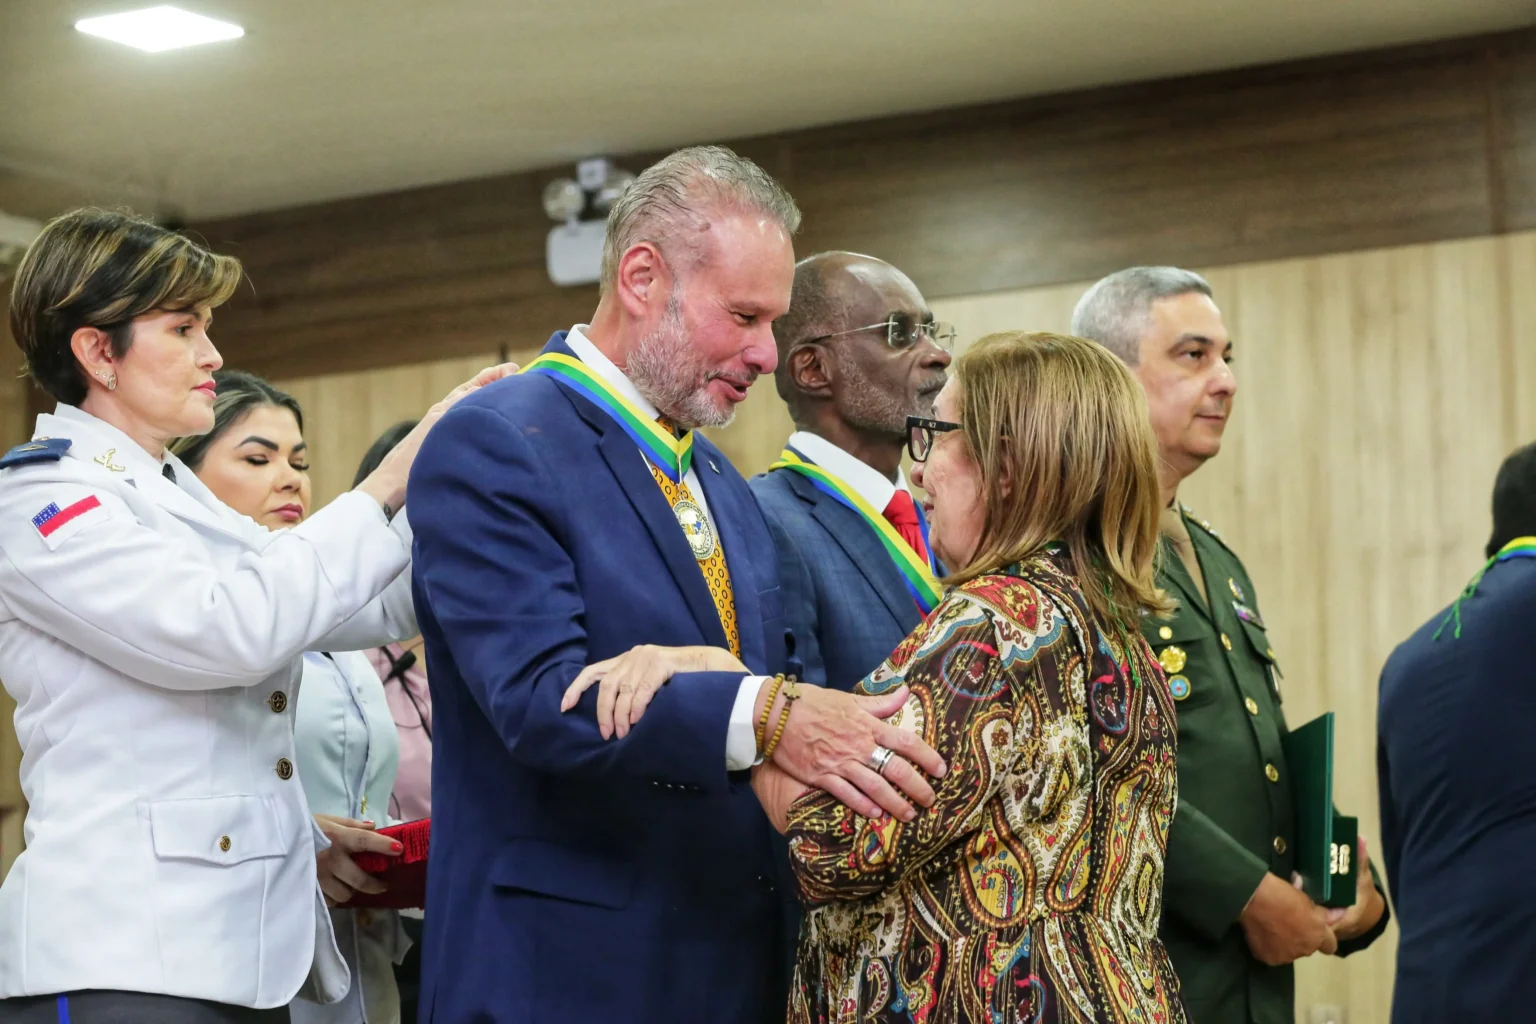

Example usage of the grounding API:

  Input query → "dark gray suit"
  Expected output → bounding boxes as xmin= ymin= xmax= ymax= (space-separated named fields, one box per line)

xmin=750 ymin=467 xmax=927 ymax=691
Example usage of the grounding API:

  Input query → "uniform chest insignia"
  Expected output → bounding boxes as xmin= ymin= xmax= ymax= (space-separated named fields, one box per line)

xmin=1228 ymin=577 xmax=1245 ymax=601
xmin=1158 ymin=645 xmax=1187 ymax=675
xmin=1232 ymin=601 xmax=1265 ymax=628
xmin=93 ymin=448 xmax=126 ymax=472
xmin=1168 ymin=675 xmax=1191 ymax=701
xmin=0 ymin=437 xmax=73 ymax=469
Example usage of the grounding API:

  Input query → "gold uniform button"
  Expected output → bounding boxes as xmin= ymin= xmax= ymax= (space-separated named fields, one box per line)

xmin=275 ymin=757 xmax=294 ymax=780
xmin=1158 ymin=626 xmax=1173 ymax=640
xmin=1221 ymin=633 xmax=1233 ymax=651
xmin=1265 ymin=763 xmax=1280 ymax=783
xmin=1245 ymin=697 xmax=1260 ymax=715
xmin=1274 ymin=836 xmax=1288 ymax=855
xmin=268 ymin=691 xmax=288 ymax=714
xmin=219 ymin=835 xmax=232 ymax=852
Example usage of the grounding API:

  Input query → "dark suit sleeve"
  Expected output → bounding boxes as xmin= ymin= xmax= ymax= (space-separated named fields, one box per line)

xmin=1164 ymin=800 xmax=1271 ymax=941
xmin=761 ymin=507 xmax=825 ymax=688
xmin=411 ymin=404 xmax=744 ymax=794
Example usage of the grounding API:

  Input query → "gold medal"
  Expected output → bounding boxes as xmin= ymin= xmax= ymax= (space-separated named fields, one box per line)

xmin=1159 ymin=645 xmax=1187 ymax=675
xmin=672 ymin=498 xmax=717 ymax=561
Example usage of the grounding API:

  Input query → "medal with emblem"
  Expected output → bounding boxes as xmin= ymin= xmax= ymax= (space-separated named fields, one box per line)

xmin=672 ymin=498 xmax=717 ymax=560
xmin=1158 ymin=645 xmax=1187 ymax=676
xmin=1228 ymin=577 xmax=1245 ymax=601
xmin=1168 ymin=675 xmax=1192 ymax=701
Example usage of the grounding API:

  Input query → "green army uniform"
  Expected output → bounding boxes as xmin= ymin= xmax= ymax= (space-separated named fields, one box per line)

xmin=1145 ymin=505 xmax=1388 ymax=1024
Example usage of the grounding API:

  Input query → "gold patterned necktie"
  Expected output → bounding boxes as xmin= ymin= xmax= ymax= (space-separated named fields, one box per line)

xmin=651 ymin=417 xmax=740 ymax=657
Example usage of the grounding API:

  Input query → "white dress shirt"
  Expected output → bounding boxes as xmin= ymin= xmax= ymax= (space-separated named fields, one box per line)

xmin=786 ymin=430 xmax=912 ymax=512
xmin=564 ymin=326 xmax=763 ymax=770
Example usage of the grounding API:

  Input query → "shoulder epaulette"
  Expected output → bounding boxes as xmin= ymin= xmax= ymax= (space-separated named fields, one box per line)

xmin=0 ymin=438 xmax=72 ymax=469
xmin=1180 ymin=502 xmax=1239 ymax=556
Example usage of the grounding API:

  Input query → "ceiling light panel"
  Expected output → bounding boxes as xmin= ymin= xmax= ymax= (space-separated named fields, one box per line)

xmin=75 ymin=6 xmax=244 ymax=53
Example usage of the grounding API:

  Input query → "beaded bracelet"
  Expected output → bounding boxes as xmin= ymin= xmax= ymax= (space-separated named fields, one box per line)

xmin=754 ymin=674 xmax=788 ymax=756
xmin=762 ymin=681 xmax=801 ymax=761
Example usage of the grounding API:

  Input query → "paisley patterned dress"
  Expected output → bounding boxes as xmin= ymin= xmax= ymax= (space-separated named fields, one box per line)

xmin=785 ymin=554 xmax=1187 ymax=1023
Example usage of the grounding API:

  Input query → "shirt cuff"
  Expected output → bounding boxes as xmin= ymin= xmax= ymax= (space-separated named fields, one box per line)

xmin=725 ymin=676 xmax=768 ymax=771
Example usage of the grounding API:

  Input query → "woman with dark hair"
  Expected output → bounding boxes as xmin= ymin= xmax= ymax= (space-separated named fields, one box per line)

xmin=0 ymin=208 xmax=511 ymax=1022
xmin=171 ymin=376 xmax=413 ymax=1024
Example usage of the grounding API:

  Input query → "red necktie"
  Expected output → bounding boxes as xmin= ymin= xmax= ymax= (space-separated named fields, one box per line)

xmin=882 ymin=490 xmax=930 ymax=563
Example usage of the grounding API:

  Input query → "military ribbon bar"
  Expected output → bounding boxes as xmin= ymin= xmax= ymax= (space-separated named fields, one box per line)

xmin=769 ymin=447 xmax=943 ymax=613
xmin=522 ymin=353 xmax=694 ymax=481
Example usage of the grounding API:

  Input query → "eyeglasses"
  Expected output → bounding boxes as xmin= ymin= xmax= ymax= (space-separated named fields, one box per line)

xmin=814 ymin=315 xmax=958 ymax=353
xmin=906 ymin=415 xmax=962 ymax=463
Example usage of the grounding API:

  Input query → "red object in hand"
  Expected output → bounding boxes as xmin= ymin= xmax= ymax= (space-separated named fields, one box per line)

xmin=349 ymin=817 xmax=429 ymax=909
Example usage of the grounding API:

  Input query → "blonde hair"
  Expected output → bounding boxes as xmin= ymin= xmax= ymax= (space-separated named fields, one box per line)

xmin=9 ymin=208 xmax=243 ymax=404
xmin=946 ymin=331 xmax=1172 ymax=628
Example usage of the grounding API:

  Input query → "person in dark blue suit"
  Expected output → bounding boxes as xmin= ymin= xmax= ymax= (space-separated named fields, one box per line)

xmin=407 ymin=147 xmax=944 ymax=1024
xmin=751 ymin=252 xmax=953 ymax=690
xmin=1378 ymin=440 xmax=1536 ymax=1024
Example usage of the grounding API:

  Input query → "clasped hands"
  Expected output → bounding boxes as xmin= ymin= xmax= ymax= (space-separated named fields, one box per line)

xmin=561 ymin=645 xmax=947 ymax=826
xmin=1239 ymin=835 xmax=1386 ymax=966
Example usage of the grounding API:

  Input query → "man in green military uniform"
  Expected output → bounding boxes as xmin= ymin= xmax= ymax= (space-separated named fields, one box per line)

xmin=1073 ymin=268 xmax=1389 ymax=1024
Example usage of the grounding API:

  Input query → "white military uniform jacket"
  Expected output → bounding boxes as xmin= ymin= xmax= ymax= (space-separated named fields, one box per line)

xmin=0 ymin=405 xmax=416 ymax=1008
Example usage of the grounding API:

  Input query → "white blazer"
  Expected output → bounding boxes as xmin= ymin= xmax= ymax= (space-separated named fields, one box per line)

xmin=290 ymin=650 xmax=408 ymax=1024
xmin=0 ymin=405 xmax=416 ymax=1008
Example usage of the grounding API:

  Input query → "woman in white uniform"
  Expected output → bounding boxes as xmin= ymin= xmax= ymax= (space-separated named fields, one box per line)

xmin=171 ymin=372 xmax=411 ymax=1024
xmin=0 ymin=209 xmax=510 ymax=1022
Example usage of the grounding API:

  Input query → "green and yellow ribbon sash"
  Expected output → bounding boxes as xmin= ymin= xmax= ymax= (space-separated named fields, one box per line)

xmin=1434 ymin=535 xmax=1536 ymax=641
xmin=523 ymin=352 xmax=693 ymax=481
xmin=769 ymin=446 xmax=942 ymax=613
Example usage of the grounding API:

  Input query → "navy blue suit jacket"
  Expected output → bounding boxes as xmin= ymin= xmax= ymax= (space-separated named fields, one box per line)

xmin=409 ymin=333 xmax=790 ymax=1023
xmin=1378 ymin=556 xmax=1536 ymax=1024
xmin=750 ymin=465 xmax=927 ymax=690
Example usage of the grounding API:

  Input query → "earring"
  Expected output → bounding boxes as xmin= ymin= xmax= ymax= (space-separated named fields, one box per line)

xmin=97 ymin=371 xmax=117 ymax=391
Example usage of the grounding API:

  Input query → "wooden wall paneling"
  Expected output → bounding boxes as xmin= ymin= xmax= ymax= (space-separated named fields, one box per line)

xmin=188 ymin=29 xmax=1536 ymax=382
xmin=0 ymin=807 xmax=20 ymax=883
xmin=274 ymin=352 xmax=500 ymax=506
xmin=1494 ymin=32 xmax=1536 ymax=232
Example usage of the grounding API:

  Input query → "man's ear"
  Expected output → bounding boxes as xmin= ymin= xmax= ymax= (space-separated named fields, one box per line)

xmin=614 ymin=242 xmax=670 ymax=319
xmin=790 ymin=344 xmax=834 ymax=400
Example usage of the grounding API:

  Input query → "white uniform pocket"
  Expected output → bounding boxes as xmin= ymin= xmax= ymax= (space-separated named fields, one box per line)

xmin=149 ymin=795 xmax=291 ymax=864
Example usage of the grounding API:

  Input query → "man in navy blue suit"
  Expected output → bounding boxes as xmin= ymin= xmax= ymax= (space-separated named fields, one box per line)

xmin=408 ymin=148 xmax=944 ymax=1023
xmin=751 ymin=252 xmax=952 ymax=691
xmin=1378 ymin=441 xmax=1536 ymax=1024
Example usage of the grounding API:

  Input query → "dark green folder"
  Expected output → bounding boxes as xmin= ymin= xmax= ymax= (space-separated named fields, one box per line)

xmin=1280 ymin=712 xmax=1357 ymax=908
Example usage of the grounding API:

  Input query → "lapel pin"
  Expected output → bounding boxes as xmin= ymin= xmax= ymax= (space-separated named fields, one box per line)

xmin=710 ymin=459 xmax=719 ymax=474
xmin=94 ymin=448 xmax=125 ymax=473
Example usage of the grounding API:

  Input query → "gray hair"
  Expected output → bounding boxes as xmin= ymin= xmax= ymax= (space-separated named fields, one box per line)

xmin=599 ymin=145 xmax=801 ymax=291
xmin=1070 ymin=266 xmax=1214 ymax=365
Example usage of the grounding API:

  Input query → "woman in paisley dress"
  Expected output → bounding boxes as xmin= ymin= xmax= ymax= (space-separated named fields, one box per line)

xmin=564 ymin=331 xmax=1189 ymax=1023
xmin=754 ymin=330 xmax=1188 ymax=1023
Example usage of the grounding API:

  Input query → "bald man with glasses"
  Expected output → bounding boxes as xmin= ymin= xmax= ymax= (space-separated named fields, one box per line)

xmin=751 ymin=251 xmax=953 ymax=692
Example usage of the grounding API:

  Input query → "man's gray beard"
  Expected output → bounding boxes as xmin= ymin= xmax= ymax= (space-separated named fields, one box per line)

xmin=627 ymin=296 xmax=737 ymax=430
xmin=836 ymin=356 xmax=922 ymax=440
